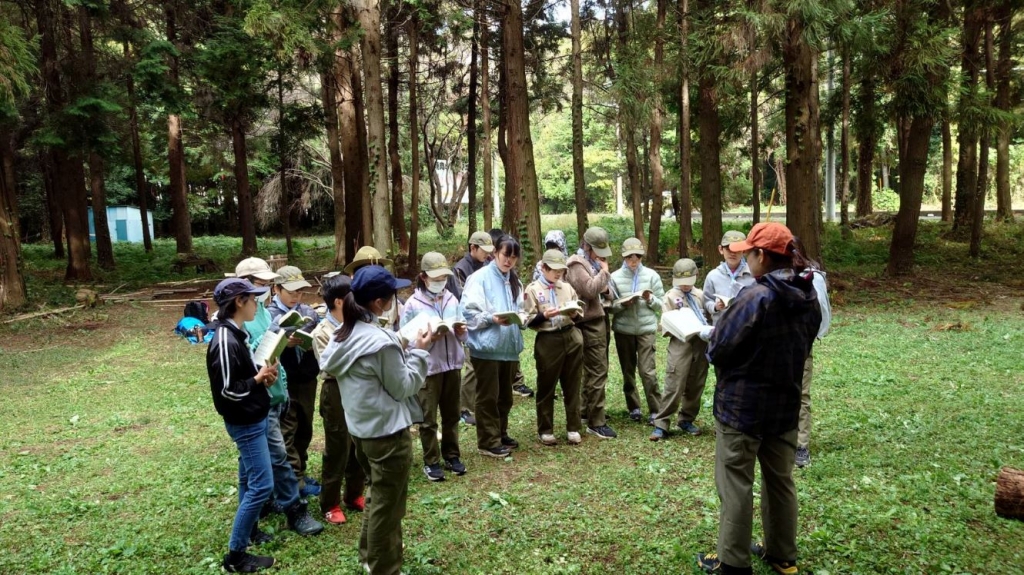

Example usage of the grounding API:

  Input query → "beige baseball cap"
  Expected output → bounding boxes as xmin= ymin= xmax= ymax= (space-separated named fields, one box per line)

xmin=720 ymin=230 xmax=747 ymax=247
xmin=344 ymin=246 xmax=393 ymax=275
xmin=234 ymin=257 xmax=280 ymax=282
xmin=468 ymin=231 xmax=495 ymax=253
xmin=583 ymin=227 xmax=612 ymax=258
xmin=421 ymin=252 xmax=453 ymax=278
xmin=672 ymin=258 xmax=699 ymax=287
xmin=541 ymin=249 xmax=568 ymax=270
xmin=621 ymin=237 xmax=645 ymax=257
xmin=275 ymin=266 xmax=312 ymax=291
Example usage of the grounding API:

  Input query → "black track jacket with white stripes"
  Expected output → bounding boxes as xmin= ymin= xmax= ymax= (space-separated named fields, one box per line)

xmin=207 ymin=319 xmax=270 ymax=425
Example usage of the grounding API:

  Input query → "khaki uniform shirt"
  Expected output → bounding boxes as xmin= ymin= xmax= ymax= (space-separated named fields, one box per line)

xmin=523 ymin=279 xmax=583 ymax=332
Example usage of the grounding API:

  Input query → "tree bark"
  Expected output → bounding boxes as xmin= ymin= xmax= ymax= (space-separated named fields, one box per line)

xmin=0 ymin=125 xmax=26 ymax=311
xmin=467 ymin=5 xmax=480 ymax=236
xmin=676 ymin=0 xmax=692 ymax=255
xmin=480 ymin=7 xmax=493 ymax=231
xmin=994 ymin=0 xmax=1013 ymax=222
xmin=616 ymin=0 xmax=644 ymax=241
xmin=231 ymin=119 xmax=257 ymax=257
xmin=126 ymin=46 xmax=153 ymax=252
xmin=570 ymin=0 xmax=588 ymax=240
xmin=646 ymin=0 xmax=667 ymax=264
xmin=336 ymin=6 xmax=369 ymax=259
xmin=781 ymin=14 xmax=822 ymax=261
xmin=995 ymin=467 xmax=1024 ymax=520
xmin=698 ymin=74 xmax=723 ymax=270
xmin=855 ymin=74 xmax=875 ymax=217
xmin=354 ymin=45 xmax=374 ymax=247
xmin=941 ymin=118 xmax=953 ymax=222
xmin=356 ymin=0 xmax=392 ymax=255
xmin=408 ymin=14 xmax=421 ymax=266
xmin=970 ymin=17 xmax=995 ymax=258
xmin=41 ymin=151 xmax=64 ymax=258
xmin=386 ymin=11 xmax=408 ymax=250
xmin=277 ymin=71 xmax=292 ymax=257
xmin=166 ymin=4 xmax=192 ymax=254
xmin=80 ymin=6 xmax=114 ymax=270
xmin=887 ymin=115 xmax=936 ymax=275
xmin=839 ymin=48 xmax=851 ymax=238
xmin=953 ymin=2 xmax=984 ymax=232
xmin=501 ymin=0 xmax=543 ymax=259
xmin=322 ymin=66 xmax=347 ymax=269
xmin=748 ymin=0 xmax=760 ymax=226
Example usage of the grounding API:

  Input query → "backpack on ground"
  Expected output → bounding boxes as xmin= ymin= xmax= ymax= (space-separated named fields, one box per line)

xmin=183 ymin=300 xmax=210 ymax=324
xmin=175 ymin=316 xmax=214 ymax=344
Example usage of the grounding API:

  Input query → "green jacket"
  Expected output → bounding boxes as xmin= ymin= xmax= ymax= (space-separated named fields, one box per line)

xmin=609 ymin=264 xmax=665 ymax=335
xmin=244 ymin=300 xmax=289 ymax=406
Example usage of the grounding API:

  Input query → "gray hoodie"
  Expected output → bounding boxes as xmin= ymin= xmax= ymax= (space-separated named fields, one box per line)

xmin=702 ymin=260 xmax=756 ymax=324
xmin=319 ymin=320 xmax=430 ymax=439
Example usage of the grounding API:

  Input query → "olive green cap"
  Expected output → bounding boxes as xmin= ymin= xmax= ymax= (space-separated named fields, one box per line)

xmin=720 ymin=230 xmax=747 ymax=247
xmin=621 ymin=237 xmax=645 ymax=257
xmin=672 ymin=258 xmax=699 ymax=287
xmin=420 ymin=252 xmax=453 ymax=278
xmin=583 ymin=227 xmax=612 ymax=258
xmin=275 ymin=265 xmax=311 ymax=291
xmin=541 ymin=249 xmax=568 ymax=270
xmin=468 ymin=231 xmax=495 ymax=253
xmin=344 ymin=246 xmax=393 ymax=275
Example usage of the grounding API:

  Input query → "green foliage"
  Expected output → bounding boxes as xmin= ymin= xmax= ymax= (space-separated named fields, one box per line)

xmin=0 ymin=17 xmax=36 ymax=111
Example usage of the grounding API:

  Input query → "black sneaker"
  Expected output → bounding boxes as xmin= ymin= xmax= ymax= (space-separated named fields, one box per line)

xmin=751 ymin=542 xmax=798 ymax=574
xmin=629 ymin=408 xmax=642 ymax=422
xmin=223 ymin=551 xmax=275 ymax=573
xmin=445 ymin=457 xmax=467 ymax=475
xmin=695 ymin=552 xmax=721 ymax=573
xmin=678 ymin=421 xmax=703 ymax=436
xmin=513 ymin=384 xmax=535 ymax=398
xmin=795 ymin=446 xmax=810 ymax=468
xmin=423 ymin=463 xmax=445 ymax=482
xmin=501 ymin=435 xmax=519 ymax=449
xmin=286 ymin=502 xmax=325 ymax=536
xmin=647 ymin=414 xmax=655 ymax=426
xmin=460 ymin=410 xmax=477 ymax=426
xmin=248 ymin=525 xmax=273 ymax=546
xmin=586 ymin=425 xmax=617 ymax=439
xmin=478 ymin=445 xmax=512 ymax=458
xmin=259 ymin=499 xmax=284 ymax=519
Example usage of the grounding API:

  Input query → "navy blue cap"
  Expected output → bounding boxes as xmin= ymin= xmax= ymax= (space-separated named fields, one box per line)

xmin=214 ymin=278 xmax=269 ymax=306
xmin=351 ymin=265 xmax=411 ymax=305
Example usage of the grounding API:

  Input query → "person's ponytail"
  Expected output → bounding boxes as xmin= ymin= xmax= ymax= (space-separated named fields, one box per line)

xmin=334 ymin=292 xmax=373 ymax=342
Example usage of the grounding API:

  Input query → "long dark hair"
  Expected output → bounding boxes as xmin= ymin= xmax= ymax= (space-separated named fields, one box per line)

xmin=494 ymin=235 xmax=523 ymax=300
xmin=760 ymin=236 xmax=816 ymax=275
xmin=333 ymin=292 xmax=374 ymax=342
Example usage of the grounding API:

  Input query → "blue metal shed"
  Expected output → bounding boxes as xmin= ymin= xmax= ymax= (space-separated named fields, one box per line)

xmin=87 ymin=206 xmax=154 ymax=243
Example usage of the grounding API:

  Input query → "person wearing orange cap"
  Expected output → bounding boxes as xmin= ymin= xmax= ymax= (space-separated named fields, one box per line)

xmin=696 ymin=222 xmax=821 ymax=575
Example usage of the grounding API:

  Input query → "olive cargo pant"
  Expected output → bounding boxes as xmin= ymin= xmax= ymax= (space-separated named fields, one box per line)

xmin=417 ymin=369 xmax=462 ymax=465
xmin=652 ymin=336 xmax=709 ymax=431
xmin=471 ymin=358 xmax=518 ymax=450
xmin=281 ymin=378 xmax=317 ymax=484
xmin=353 ymin=429 xmax=413 ymax=575
xmin=577 ymin=317 xmax=610 ymax=428
xmin=613 ymin=332 xmax=663 ymax=415
xmin=533 ymin=328 xmax=583 ymax=436
xmin=798 ymin=353 xmax=814 ymax=449
xmin=318 ymin=378 xmax=366 ymax=513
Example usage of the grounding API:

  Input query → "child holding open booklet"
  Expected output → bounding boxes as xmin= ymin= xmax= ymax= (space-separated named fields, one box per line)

xmin=523 ymin=249 xmax=585 ymax=446
xmin=650 ymin=258 xmax=711 ymax=441
xmin=400 ymin=252 xmax=469 ymax=482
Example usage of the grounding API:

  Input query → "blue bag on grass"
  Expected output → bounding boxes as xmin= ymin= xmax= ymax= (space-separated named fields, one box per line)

xmin=175 ymin=316 xmax=213 ymax=344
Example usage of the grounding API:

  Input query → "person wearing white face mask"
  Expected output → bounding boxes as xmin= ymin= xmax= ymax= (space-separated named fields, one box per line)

xmin=400 ymin=252 xmax=469 ymax=482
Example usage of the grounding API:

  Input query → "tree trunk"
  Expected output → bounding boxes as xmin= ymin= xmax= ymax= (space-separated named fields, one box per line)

xmin=356 ymin=0 xmax=392 ymax=255
xmin=166 ymin=5 xmax=192 ymax=254
xmin=677 ymin=0 xmax=692 ymax=255
xmin=953 ymin=2 xmax=984 ymax=232
xmin=781 ymin=15 xmax=822 ymax=261
xmin=970 ymin=18 xmax=995 ymax=258
xmin=502 ymin=0 xmax=543 ymax=259
xmin=278 ymin=71 xmax=292 ymax=257
xmin=0 ymin=126 xmax=26 ymax=311
xmin=322 ymin=65 xmax=347 ymax=269
xmin=126 ymin=47 xmax=152 ymax=252
xmin=87 ymin=154 xmax=115 ymax=269
xmin=570 ymin=0 xmax=588 ymax=240
xmin=995 ymin=467 xmax=1024 ymax=520
xmin=386 ymin=12 xmax=408 ymax=250
xmin=80 ymin=6 xmax=114 ymax=270
xmin=231 ymin=119 xmax=257 ymax=257
xmin=839 ymin=48 xmax=851 ymax=239
xmin=408 ymin=14 xmax=421 ymax=266
xmin=616 ymin=0 xmax=643 ymax=241
xmin=750 ymin=67 xmax=761 ymax=225
xmin=941 ymin=118 xmax=953 ymax=222
xmin=994 ymin=0 xmax=1013 ymax=222
xmin=646 ymin=0 xmax=666 ymax=264
xmin=855 ymin=74 xmax=875 ymax=217
xmin=480 ymin=7 xmax=493 ymax=231
xmin=337 ymin=7 xmax=369 ymax=259
xmin=467 ymin=5 xmax=480 ymax=236
xmin=41 ymin=151 xmax=64 ymax=258
xmin=353 ymin=48 xmax=374 ymax=247
xmin=887 ymin=115 xmax=936 ymax=275
xmin=697 ymin=75 xmax=723 ymax=270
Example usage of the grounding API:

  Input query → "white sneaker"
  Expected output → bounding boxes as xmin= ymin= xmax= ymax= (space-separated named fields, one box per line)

xmin=539 ymin=433 xmax=557 ymax=445
xmin=567 ymin=431 xmax=582 ymax=445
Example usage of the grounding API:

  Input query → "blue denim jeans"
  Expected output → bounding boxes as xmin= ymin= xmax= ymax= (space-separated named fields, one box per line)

xmin=224 ymin=418 xmax=274 ymax=552
xmin=266 ymin=401 xmax=300 ymax=510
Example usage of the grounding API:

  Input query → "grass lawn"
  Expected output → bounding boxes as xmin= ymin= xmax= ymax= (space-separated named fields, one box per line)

xmin=2 ymin=219 xmax=1024 ymax=574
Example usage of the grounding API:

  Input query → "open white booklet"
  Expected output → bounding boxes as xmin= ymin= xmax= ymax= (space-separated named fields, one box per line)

xmin=398 ymin=313 xmax=467 ymax=343
xmin=660 ymin=308 xmax=706 ymax=341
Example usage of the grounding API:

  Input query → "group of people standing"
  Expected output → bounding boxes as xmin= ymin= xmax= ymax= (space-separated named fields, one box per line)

xmin=205 ymin=221 xmax=830 ymax=575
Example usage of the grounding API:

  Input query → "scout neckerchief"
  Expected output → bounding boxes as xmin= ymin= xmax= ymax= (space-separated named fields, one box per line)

xmin=684 ymin=291 xmax=707 ymax=326
xmin=727 ymin=260 xmax=749 ymax=297
xmin=621 ymin=261 xmax=645 ymax=295
xmin=578 ymin=247 xmax=602 ymax=274
xmin=539 ymin=276 xmax=559 ymax=308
